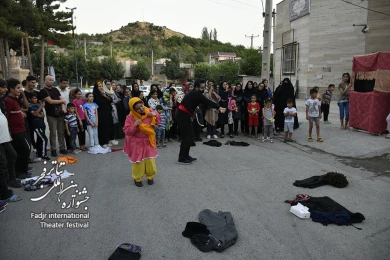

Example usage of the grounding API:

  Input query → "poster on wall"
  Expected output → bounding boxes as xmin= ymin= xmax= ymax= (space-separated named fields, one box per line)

xmin=290 ymin=0 xmax=310 ymax=21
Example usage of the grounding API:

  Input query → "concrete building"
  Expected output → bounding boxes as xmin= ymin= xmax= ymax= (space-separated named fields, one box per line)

xmin=207 ymin=52 xmax=237 ymax=64
xmin=274 ymin=0 xmax=390 ymax=99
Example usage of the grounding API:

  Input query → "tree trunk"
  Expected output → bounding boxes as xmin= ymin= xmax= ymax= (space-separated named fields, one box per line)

xmin=0 ymin=38 xmax=6 ymax=79
xmin=40 ymin=37 xmax=45 ymax=87
xmin=5 ymin=40 xmax=11 ymax=78
xmin=25 ymin=36 xmax=33 ymax=75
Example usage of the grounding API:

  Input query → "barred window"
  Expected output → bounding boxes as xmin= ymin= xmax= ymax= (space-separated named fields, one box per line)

xmin=282 ymin=44 xmax=297 ymax=75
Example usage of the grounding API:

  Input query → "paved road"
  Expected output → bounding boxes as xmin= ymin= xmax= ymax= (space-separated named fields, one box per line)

xmin=1 ymin=101 xmax=389 ymax=260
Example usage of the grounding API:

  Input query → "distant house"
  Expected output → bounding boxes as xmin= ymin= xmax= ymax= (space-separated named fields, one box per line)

xmin=207 ymin=52 xmax=237 ymax=64
xmin=87 ymin=41 xmax=104 ymax=46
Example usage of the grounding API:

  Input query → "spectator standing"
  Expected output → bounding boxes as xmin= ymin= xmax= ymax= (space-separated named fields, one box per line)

xmin=321 ymin=84 xmax=335 ymax=124
xmin=338 ymin=73 xmax=351 ymax=130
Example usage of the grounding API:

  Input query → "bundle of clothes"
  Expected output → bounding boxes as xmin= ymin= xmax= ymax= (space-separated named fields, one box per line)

xmin=203 ymin=140 xmax=222 ymax=147
xmin=182 ymin=209 xmax=238 ymax=252
xmin=108 ymin=243 xmax=142 ymax=260
xmin=21 ymin=170 xmax=74 ymax=191
xmin=285 ymin=194 xmax=365 ymax=229
xmin=224 ymin=140 xmax=250 ymax=146
xmin=293 ymin=172 xmax=349 ymax=189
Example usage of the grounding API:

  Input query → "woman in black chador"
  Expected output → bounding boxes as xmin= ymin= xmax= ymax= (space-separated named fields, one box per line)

xmin=273 ymin=78 xmax=299 ymax=131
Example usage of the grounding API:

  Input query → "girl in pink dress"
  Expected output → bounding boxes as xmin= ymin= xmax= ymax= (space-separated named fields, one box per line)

xmin=123 ymin=97 xmax=161 ymax=187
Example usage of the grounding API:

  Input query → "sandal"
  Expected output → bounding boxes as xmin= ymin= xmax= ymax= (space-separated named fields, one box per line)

xmin=162 ymin=144 xmax=167 ymax=147
xmin=283 ymin=139 xmax=288 ymax=143
xmin=345 ymin=126 xmax=350 ymax=130
xmin=308 ymin=137 xmax=313 ymax=142
xmin=317 ymin=138 xmax=324 ymax=142
xmin=288 ymin=139 xmax=294 ymax=142
xmin=6 ymin=194 xmax=22 ymax=202
xmin=340 ymin=126 xmax=345 ymax=130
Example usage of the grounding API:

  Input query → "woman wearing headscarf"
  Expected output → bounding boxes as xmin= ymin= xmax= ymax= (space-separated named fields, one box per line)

xmin=243 ymin=81 xmax=256 ymax=135
xmin=218 ymin=81 xmax=234 ymax=138
xmin=232 ymin=82 xmax=244 ymax=135
xmin=131 ymin=82 xmax=140 ymax=98
xmin=256 ymin=83 xmax=270 ymax=134
xmin=123 ymin=97 xmax=161 ymax=187
xmin=93 ymin=81 xmax=114 ymax=147
xmin=273 ymin=78 xmax=299 ymax=131
xmin=103 ymin=80 xmax=120 ymax=145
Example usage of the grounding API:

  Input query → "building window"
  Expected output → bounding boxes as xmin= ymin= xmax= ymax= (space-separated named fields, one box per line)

xmin=282 ymin=44 xmax=297 ymax=75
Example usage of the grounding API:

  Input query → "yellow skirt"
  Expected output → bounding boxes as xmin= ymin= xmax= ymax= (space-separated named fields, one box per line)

xmin=131 ymin=158 xmax=157 ymax=182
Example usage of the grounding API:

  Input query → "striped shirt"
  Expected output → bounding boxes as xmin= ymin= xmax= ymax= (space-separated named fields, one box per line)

xmin=64 ymin=113 xmax=78 ymax=128
xmin=322 ymin=90 xmax=333 ymax=105
xmin=159 ymin=113 xmax=167 ymax=130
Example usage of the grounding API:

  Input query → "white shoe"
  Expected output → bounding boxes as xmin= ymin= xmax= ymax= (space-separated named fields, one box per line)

xmin=102 ymin=144 xmax=108 ymax=148
xmin=111 ymin=140 xmax=119 ymax=145
xmin=213 ymin=135 xmax=218 ymax=139
xmin=207 ymin=135 xmax=211 ymax=139
xmin=73 ymin=150 xmax=80 ymax=154
xmin=107 ymin=143 xmax=112 ymax=147
xmin=262 ymin=138 xmax=266 ymax=142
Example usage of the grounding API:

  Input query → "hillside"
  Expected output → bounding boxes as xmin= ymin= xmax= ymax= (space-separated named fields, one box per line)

xmin=79 ymin=22 xmax=247 ymax=64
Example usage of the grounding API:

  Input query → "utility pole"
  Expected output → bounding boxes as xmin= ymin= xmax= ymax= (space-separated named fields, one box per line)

xmin=245 ymin=34 xmax=259 ymax=49
xmin=261 ymin=0 xmax=273 ymax=83
xmin=151 ymin=49 xmax=154 ymax=77
xmin=84 ymin=38 xmax=87 ymax=61
xmin=110 ymin=42 xmax=113 ymax=57
xmin=66 ymin=7 xmax=78 ymax=87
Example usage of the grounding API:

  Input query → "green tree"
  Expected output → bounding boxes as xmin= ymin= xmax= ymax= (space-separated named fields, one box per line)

xmin=194 ymin=63 xmax=210 ymax=79
xmin=213 ymin=28 xmax=217 ymax=41
xmin=240 ymin=49 xmax=262 ymax=76
xmin=131 ymin=61 xmax=151 ymax=81
xmin=86 ymin=59 xmax=101 ymax=82
xmin=201 ymin=27 xmax=209 ymax=40
xmin=161 ymin=55 xmax=186 ymax=80
xmin=100 ymin=57 xmax=124 ymax=80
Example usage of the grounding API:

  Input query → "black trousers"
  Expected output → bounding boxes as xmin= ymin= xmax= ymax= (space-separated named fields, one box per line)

xmin=77 ymin=119 xmax=87 ymax=146
xmin=192 ymin=118 xmax=201 ymax=139
xmin=0 ymin=142 xmax=17 ymax=199
xmin=34 ymin=127 xmax=48 ymax=158
xmin=11 ymin=132 xmax=30 ymax=174
xmin=322 ymin=104 xmax=330 ymax=121
xmin=176 ymin=110 xmax=193 ymax=162
xmin=220 ymin=124 xmax=233 ymax=135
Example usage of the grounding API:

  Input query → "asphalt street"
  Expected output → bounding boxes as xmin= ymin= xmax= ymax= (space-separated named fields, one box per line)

xmin=1 ymin=100 xmax=389 ymax=260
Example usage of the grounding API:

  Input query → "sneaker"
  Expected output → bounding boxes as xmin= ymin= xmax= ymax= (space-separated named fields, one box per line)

xmin=51 ymin=150 xmax=58 ymax=157
xmin=107 ymin=143 xmax=112 ymax=147
xmin=212 ymin=135 xmax=218 ymax=139
xmin=72 ymin=150 xmax=80 ymax=154
xmin=207 ymin=135 xmax=211 ymax=139
xmin=59 ymin=149 xmax=68 ymax=155
xmin=147 ymin=179 xmax=154 ymax=185
xmin=187 ymin=156 xmax=197 ymax=162
xmin=0 ymin=206 xmax=5 ymax=213
xmin=28 ymin=167 xmax=34 ymax=173
xmin=134 ymin=180 xmax=143 ymax=187
xmin=262 ymin=138 xmax=267 ymax=143
xmin=178 ymin=159 xmax=192 ymax=165
xmin=32 ymin=157 xmax=42 ymax=163
xmin=8 ymin=179 xmax=22 ymax=188
xmin=270 ymin=139 xmax=274 ymax=143
xmin=41 ymin=156 xmax=51 ymax=161
xmin=102 ymin=144 xmax=108 ymax=148
xmin=111 ymin=140 xmax=119 ymax=145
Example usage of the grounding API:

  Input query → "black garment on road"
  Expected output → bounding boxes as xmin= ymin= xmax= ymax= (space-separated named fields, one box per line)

xmin=203 ymin=140 xmax=222 ymax=147
xmin=177 ymin=90 xmax=220 ymax=162
xmin=293 ymin=176 xmax=326 ymax=189
xmin=293 ymin=172 xmax=348 ymax=189
xmin=225 ymin=140 xmax=250 ymax=146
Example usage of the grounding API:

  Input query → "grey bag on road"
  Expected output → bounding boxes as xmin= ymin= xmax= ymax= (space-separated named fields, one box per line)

xmin=198 ymin=209 xmax=238 ymax=252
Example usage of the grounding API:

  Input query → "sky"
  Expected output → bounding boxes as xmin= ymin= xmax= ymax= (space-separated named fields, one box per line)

xmin=61 ymin=0 xmax=283 ymax=48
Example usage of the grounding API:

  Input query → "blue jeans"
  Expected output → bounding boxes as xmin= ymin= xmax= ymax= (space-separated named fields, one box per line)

xmin=156 ymin=129 xmax=165 ymax=141
xmin=207 ymin=124 xmax=216 ymax=136
xmin=339 ymin=102 xmax=349 ymax=120
xmin=69 ymin=127 xmax=78 ymax=151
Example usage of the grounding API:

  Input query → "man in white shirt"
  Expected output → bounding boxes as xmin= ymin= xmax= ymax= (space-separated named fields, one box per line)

xmin=56 ymin=77 xmax=70 ymax=105
xmin=0 ymin=79 xmax=22 ymax=205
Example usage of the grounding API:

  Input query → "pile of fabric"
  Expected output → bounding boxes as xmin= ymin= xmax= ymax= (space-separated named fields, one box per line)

xmin=21 ymin=170 xmax=74 ymax=191
xmin=182 ymin=209 xmax=238 ymax=252
xmin=108 ymin=243 xmax=142 ymax=260
xmin=285 ymin=194 xmax=365 ymax=228
xmin=293 ymin=172 xmax=348 ymax=189
xmin=224 ymin=140 xmax=250 ymax=146
xmin=203 ymin=140 xmax=222 ymax=147
xmin=88 ymin=145 xmax=112 ymax=154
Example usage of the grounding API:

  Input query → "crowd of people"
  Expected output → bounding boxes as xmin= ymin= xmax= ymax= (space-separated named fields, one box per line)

xmin=1 ymin=72 xmax=389 ymax=202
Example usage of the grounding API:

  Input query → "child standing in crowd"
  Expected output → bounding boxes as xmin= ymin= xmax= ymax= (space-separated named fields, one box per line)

xmin=338 ymin=72 xmax=351 ymax=130
xmin=321 ymin=84 xmax=335 ymax=124
xmin=283 ymin=99 xmax=297 ymax=143
xmin=64 ymin=103 xmax=80 ymax=154
xmin=262 ymin=99 xmax=275 ymax=143
xmin=247 ymin=94 xmax=260 ymax=138
xmin=72 ymin=88 xmax=87 ymax=151
xmin=28 ymin=94 xmax=50 ymax=160
xmin=84 ymin=93 xmax=99 ymax=148
xmin=306 ymin=88 xmax=323 ymax=142
xmin=156 ymin=105 xmax=167 ymax=148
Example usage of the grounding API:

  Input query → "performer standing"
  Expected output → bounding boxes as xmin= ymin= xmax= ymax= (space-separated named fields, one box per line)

xmin=123 ymin=97 xmax=161 ymax=187
xmin=176 ymin=79 xmax=226 ymax=165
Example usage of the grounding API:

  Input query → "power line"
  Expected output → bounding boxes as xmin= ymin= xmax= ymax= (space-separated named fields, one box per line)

xmin=208 ymin=0 xmax=256 ymax=12
xmin=340 ymin=0 xmax=390 ymax=17
xmin=231 ymin=0 xmax=261 ymax=9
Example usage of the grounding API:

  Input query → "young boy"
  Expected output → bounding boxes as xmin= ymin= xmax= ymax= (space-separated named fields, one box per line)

xmin=262 ymin=99 xmax=276 ymax=143
xmin=156 ymin=105 xmax=167 ymax=148
xmin=247 ymin=95 xmax=260 ymax=138
xmin=321 ymin=84 xmax=335 ymax=124
xmin=306 ymin=88 xmax=323 ymax=142
xmin=64 ymin=103 xmax=80 ymax=154
xmin=28 ymin=93 xmax=50 ymax=160
xmin=283 ymin=99 xmax=297 ymax=143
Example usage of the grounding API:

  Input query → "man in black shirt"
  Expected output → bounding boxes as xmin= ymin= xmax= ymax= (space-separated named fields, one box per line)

xmin=177 ymin=79 xmax=226 ymax=164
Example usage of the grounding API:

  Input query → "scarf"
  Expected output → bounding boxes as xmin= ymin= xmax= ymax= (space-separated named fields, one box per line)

xmin=129 ymin=97 xmax=156 ymax=147
xmin=103 ymin=81 xmax=115 ymax=95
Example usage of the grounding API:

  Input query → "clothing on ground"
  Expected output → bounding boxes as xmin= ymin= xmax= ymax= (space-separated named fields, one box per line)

xmin=224 ymin=140 xmax=250 ymax=146
xmin=203 ymin=140 xmax=222 ymax=147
